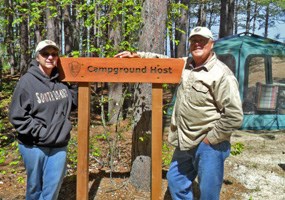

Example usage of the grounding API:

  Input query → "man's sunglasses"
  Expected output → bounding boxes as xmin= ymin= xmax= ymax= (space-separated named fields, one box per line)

xmin=40 ymin=52 xmax=59 ymax=57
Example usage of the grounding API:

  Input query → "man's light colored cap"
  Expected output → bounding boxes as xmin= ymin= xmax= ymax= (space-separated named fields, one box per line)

xmin=36 ymin=40 xmax=59 ymax=52
xmin=189 ymin=27 xmax=213 ymax=39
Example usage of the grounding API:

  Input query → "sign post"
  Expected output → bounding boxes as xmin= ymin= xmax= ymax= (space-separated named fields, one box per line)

xmin=58 ymin=57 xmax=184 ymax=200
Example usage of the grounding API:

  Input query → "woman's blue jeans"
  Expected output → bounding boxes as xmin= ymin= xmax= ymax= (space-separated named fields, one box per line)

xmin=19 ymin=144 xmax=67 ymax=200
xmin=166 ymin=141 xmax=230 ymax=200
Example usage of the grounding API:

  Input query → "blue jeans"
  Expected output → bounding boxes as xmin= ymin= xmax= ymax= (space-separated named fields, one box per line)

xmin=19 ymin=144 xmax=67 ymax=200
xmin=166 ymin=141 xmax=230 ymax=200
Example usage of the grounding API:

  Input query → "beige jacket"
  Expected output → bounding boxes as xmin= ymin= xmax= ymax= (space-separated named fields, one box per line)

xmin=138 ymin=51 xmax=243 ymax=150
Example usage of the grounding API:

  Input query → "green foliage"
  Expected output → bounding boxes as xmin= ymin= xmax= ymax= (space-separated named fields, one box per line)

xmin=231 ymin=142 xmax=245 ymax=156
xmin=67 ymin=136 xmax=78 ymax=172
xmin=17 ymin=176 xmax=25 ymax=184
xmin=0 ymin=79 xmax=14 ymax=135
xmin=162 ymin=142 xmax=174 ymax=167
xmin=167 ymin=1 xmax=188 ymax=46
xmin=73 ymin=0 xmax=143 ymax=57
xmin=0 ymin=140 xmax=21 ymax=175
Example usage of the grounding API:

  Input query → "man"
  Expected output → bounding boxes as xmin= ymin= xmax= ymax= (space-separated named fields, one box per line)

xmin=115 ymin=26 xmax=243 ymax=199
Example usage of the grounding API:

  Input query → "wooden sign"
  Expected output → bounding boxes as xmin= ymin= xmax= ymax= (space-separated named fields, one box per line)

xmin=58 ymin=57 xmax=184 ymax=83
xmin=59 ymin=57 xmax=184 ymax=200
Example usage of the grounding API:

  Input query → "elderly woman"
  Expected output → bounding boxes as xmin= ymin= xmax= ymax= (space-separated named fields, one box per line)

xmin=9 ymin=40 xmax=77 ymax=200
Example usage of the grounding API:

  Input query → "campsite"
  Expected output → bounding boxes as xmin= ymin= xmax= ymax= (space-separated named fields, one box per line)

xmin=0 ymin=54 xmax=285 ymax=198
xmin=1 ymin=1 xmax=285 ymax=200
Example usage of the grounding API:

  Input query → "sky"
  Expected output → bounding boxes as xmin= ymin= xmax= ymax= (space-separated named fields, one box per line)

xmin=212 ymin=23 xmax=285 ymax=43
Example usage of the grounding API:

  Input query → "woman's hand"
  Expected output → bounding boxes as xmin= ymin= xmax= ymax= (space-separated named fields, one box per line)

xmin=114 ymin=51 xmax=140 ymax=58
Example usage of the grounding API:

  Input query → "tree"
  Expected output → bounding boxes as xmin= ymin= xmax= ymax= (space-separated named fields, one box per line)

xmin=219 ymin=0 xmax=235 ymax=38
xmin=197 ymin=0 xmax=207 ymax=26
xmin=133 ymin=0 xmax=168 ymax=160
xmin=45 ymin=1 xmax=57 ymax=42
xmin=107 ymin=0 xmax=123 ymax=125
xmin=245 ymin=0 xmax=251 ymax=32
xmin=129 ymin=0 xmax=168 ymax=190
xmin=3 ymin=0 xmax=15 ymax=75
xmin=173 ymin=0 xmax=190 ymax=57
xmin=61 ymin=2 xmax=74 ymax=55
xmin=19 ymin=1 xmax=30 ymax=75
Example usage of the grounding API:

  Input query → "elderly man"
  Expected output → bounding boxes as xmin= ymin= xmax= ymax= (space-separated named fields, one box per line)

xmin=115 ymin=26 xmax=243 ymax=200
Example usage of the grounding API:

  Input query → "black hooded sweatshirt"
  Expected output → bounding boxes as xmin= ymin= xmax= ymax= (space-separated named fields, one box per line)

xmin=9 ymin=60 xmax=78 ymax=147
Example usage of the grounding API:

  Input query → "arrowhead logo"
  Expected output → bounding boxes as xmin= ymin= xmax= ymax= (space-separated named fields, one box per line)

xmin=69 ymin=61 xmax=81 ymax=77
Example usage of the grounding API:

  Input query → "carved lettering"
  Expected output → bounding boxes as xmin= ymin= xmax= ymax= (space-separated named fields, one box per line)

xmin=87 ymin=65 xmax=172 ymax=75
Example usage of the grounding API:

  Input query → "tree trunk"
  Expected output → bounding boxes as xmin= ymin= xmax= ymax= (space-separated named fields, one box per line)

xmin=264 ymin=4 xmax=269 ymax=38
xmin=252 ymin=2 xmax=258 ymax=34
xmin=176 ymin=0 xmax=189 ymax=57
xmin=4 ymin=0 xmax=15 ymax=75
xmin=63 ymin=4 xmax=74 ymax=55
xmin=197 ymin=1 xmax=206 ymax=26
xmin=108 ymin=6 xmax=123 ymax=125
xmin=245 ymin=0 xmax=251 ymax=32
xmin=45 ymin=2 xmax=56 ymax=42
xmin=219 ymin=0 xmax=235 ymax=38
xmin=130 ymin=0 xmax=168 ymax=191
xmin=19 ymin=2 xmax=30 ymax=75
xmin=228 ymin=0 xmax=235 ymax=35
xmin=108 ymin=83 xmax=123 ymax=124
xmin=219 ymin=0 xmax=228 ymax=38
xmin=234 ymin=0 xmax=238 ymax=34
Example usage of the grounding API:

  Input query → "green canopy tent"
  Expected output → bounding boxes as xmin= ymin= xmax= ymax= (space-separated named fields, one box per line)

xmin=214 ymin=32 xmax=285 ymax=130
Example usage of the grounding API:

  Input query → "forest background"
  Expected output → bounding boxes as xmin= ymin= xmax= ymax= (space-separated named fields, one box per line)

xmin=0 ymin=0 xmax=285 ymax=199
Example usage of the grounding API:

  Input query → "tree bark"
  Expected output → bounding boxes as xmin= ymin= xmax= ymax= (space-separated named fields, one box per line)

xmin=133 ymin=0 xmax=167 ymax=160
xmin=63 ymin=4 xmax=74 ymax=55
xmin=130 ymin=0 xmax=168 ymax=191
xmin=108 ymin=5 xmax=123 ymax=125
xmin=108 ymin=83 xmax=123 ymax=124
xmin=245 ymin=0 xmax=251 ymax=32
xmin=264 ymin=5 xmax=269 ymax=38
xmin=45 ymin=2 xmax=56 ymax=42
xmin=4 ymin=0 xmax=15 ymax=75
xmin=176 ymin=0 xmax=189 ymax=57
xmin=197 ymin=1 xmax=206 ymax=26
xmin=19 ymin=2 xmax=30 ymax=75
xmin=219 ymin=0 xmax=235 ymax=38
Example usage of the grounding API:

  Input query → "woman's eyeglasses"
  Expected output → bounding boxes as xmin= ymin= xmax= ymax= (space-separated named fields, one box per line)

xmin=40 ymin=52 xmax=59 ymax=58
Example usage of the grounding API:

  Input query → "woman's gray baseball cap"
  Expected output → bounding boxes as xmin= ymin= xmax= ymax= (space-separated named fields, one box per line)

xmin=36 ymin=40 xmax=59 ymax=52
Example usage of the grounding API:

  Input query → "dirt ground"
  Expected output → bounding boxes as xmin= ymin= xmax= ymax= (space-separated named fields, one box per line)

xmin=0 ymin=127 xmax=284 ymax=200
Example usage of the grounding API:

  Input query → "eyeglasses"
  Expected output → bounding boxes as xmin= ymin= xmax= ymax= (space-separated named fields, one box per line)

xmin=189 ymin=38 xmax=210 ymax=46
xmin=40 ymin=52 xmax=59 ymax=58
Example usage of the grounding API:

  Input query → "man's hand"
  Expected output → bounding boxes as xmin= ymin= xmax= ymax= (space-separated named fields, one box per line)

xmin=203 ymin=137 xmax=211 ymax=145
xmin=114 ymin=51 xmax=140 ymax=58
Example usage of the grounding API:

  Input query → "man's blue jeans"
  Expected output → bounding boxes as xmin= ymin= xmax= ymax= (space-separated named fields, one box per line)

xmin=19 ymin=144 xmax=67 ymax=200
xmin=166 ymin=141 xmax=230 ymax=200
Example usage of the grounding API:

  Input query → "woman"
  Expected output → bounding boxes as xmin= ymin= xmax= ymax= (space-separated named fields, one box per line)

xmin=9 ymin=40 xmax=78 ymax=200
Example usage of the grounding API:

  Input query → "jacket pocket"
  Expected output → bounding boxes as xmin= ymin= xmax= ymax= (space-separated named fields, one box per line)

xmin=190 ymin=81 xmax=209 ymax=106
xmin=38 ymin=117 xmax=72 ymax=146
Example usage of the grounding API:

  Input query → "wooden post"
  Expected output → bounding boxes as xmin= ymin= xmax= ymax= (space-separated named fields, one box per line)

xmin=151 ymin=83 xmax=163 ymax=200
xmin=76 ymin=83 xmax=91 ymax=200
